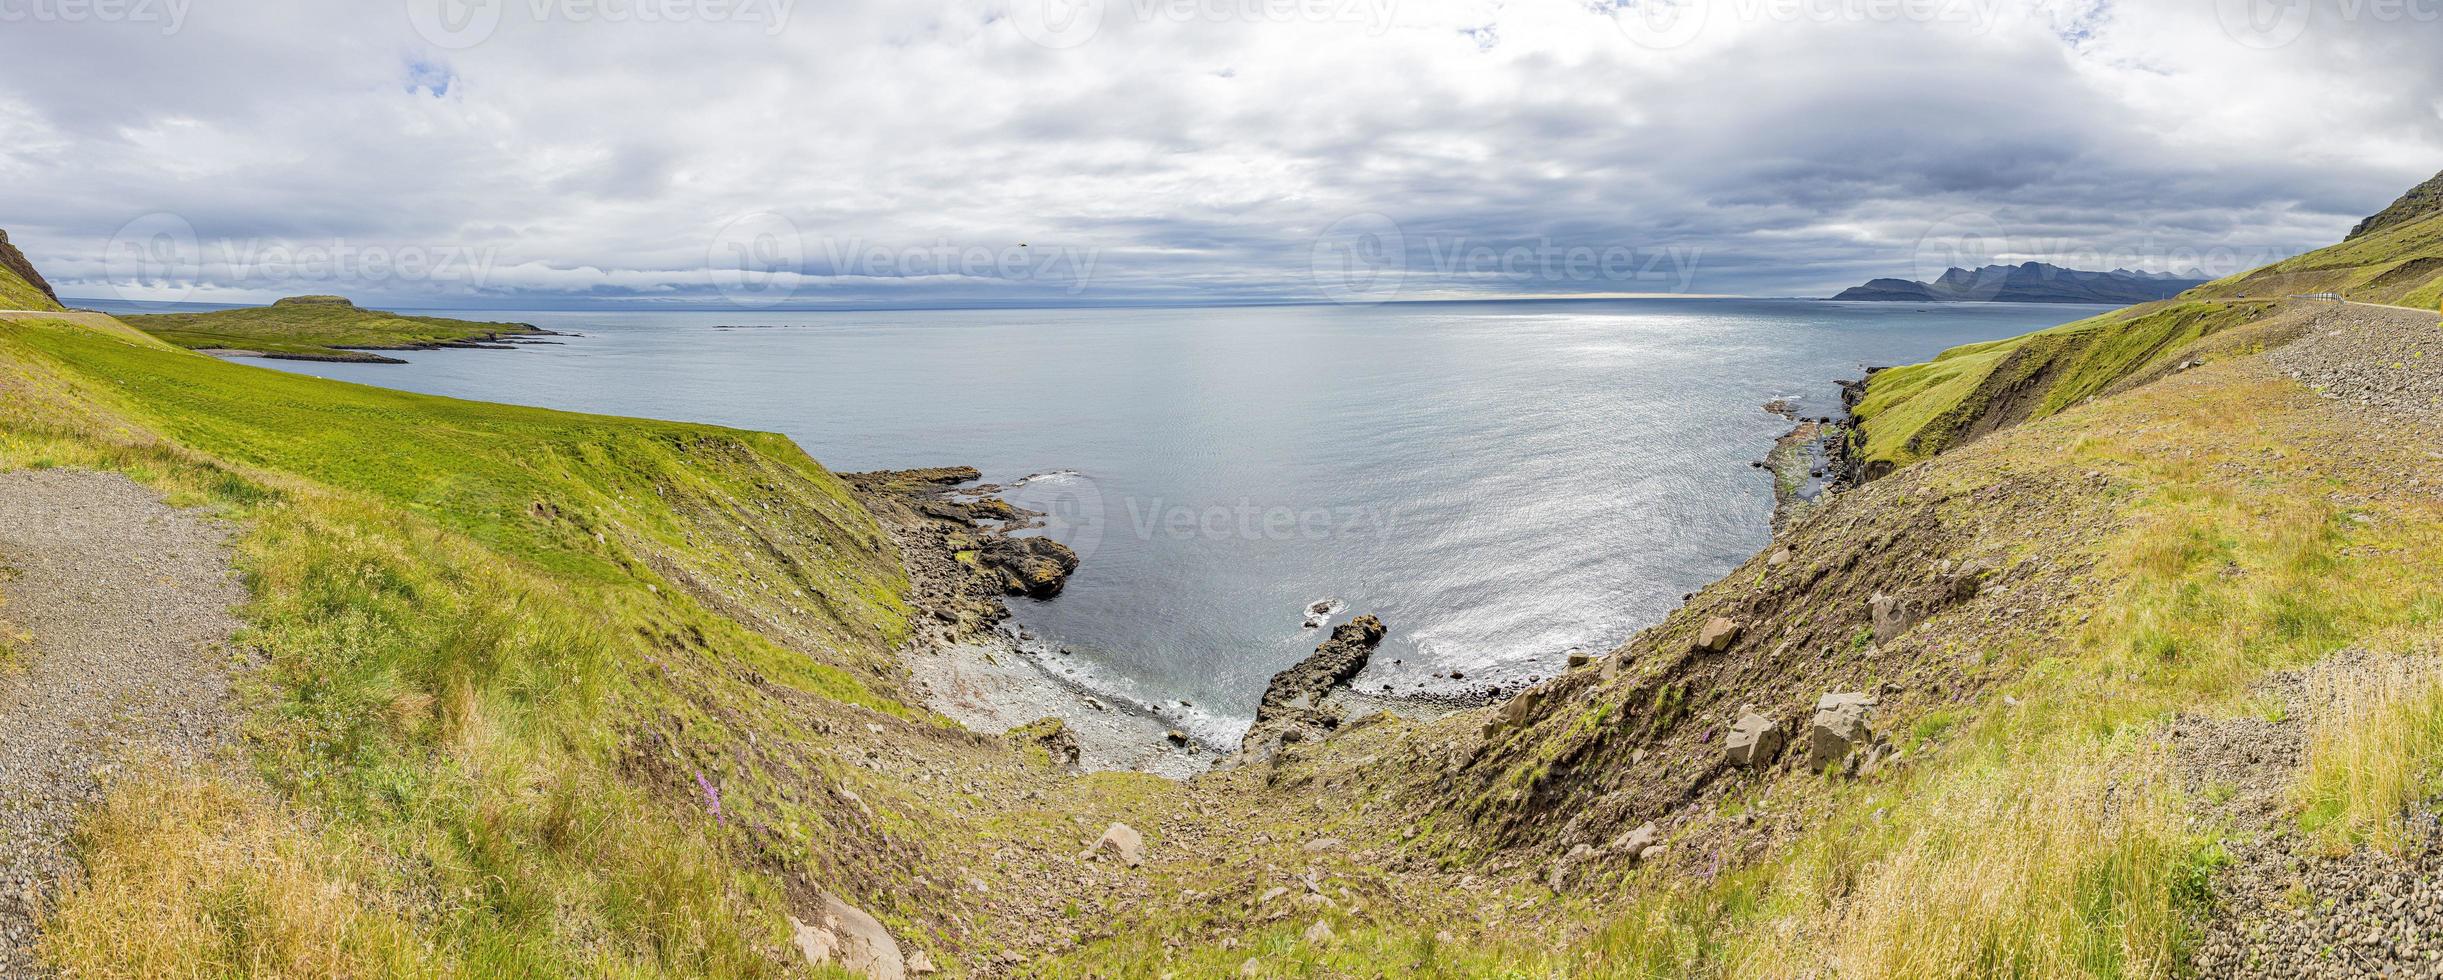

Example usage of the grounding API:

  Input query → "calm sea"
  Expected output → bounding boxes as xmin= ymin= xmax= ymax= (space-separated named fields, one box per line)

xmin=97 ymin=298 xmax=2096 ymax=744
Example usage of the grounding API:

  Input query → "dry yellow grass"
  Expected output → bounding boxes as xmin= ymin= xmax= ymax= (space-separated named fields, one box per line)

xmin=37 ymin=764 xmax=436 ymax=978
xmin=2295 ymin=664 xmax=2443 ymax=853
xmin=1807 ymin=740 xmax=2201 ymax=979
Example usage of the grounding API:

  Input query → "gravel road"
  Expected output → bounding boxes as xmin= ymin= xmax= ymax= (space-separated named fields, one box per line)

xmin=0 ymin=470 xmax=245 ymax=974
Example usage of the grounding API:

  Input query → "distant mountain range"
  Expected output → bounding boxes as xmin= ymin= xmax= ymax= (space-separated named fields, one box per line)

xmin=1831 ymin=262 xmax=2208 ymax=304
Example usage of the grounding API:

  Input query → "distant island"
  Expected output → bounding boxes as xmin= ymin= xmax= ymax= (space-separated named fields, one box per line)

xmin=123 ymin=295 xmax=554 ymax=363
xmin=1831 ymin=261 xmax=2207 ymax=304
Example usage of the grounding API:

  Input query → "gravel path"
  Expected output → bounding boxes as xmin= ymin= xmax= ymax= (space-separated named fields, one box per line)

xmin=2271 ymin=303 xmax=2443 ymax=412
xmin=0 ymin=469 xmax=246 ymax=974
xmin=2182 ymin=652 xmax=2443 ymax=978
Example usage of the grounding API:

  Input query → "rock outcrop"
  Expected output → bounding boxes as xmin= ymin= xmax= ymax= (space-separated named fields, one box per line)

xmin=1006 ymin=717 xmax=1081 ymax=770
xmin=2346 ymin=168 xmax=2443 ymax=241
xmin=981 ymin=535 xmax=1079 ymax=598
xmin=1232 ymin=615 xmax=1388 ymax=763
xmin=0 ymin=229 xmax=60 ymax=308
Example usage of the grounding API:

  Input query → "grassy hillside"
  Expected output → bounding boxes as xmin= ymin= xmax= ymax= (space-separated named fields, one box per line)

xmin=0 ymin=308 xmax=935 ymax=974
xmin=125 ymin=295 xmax=544 ymax=362
xmin=1846 ymin=299 xmax=2282 ymax=474
xmin=2187 ymin=172 xmax=2443 ymax=309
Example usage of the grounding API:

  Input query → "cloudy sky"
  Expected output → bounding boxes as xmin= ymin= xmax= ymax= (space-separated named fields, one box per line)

xmin=1 ymin=0 xmax=2439 ymax=309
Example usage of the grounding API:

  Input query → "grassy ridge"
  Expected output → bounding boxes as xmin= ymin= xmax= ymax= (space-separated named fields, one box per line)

xmin=1848 ymin=300 xmax=2276 ymax=473
xmin=126 ymin=295 xmax=543 ymax=362
xmin=2187 ymin=201 xmax=2443 ymax=309
xmin=0 ymin=310 xmax=921 ymax=974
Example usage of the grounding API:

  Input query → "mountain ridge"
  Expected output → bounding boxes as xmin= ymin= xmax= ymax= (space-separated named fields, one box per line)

xmin=1833 ymin=261 xmax=2208 ymax=304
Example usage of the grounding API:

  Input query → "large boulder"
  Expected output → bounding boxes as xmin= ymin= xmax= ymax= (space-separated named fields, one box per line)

xmin=1725 ymin=712 xmax=1782 ymax=767
xmin=1868 ymin=592 xmax=1923 ymax=644
xmin=1085 ymin=822 xmax=1144 ymax=867
xmin=1695 ymin=617 xmax=1742 ymax=652
xmin=1805 ymin=692 xmax=1876 ymax=771
xmin=790 ymin=892 xmax=906 ymax=980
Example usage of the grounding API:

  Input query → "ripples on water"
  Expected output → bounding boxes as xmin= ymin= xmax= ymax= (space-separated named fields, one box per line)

xmin=189 ymin=298 xmax=2095 ymax=744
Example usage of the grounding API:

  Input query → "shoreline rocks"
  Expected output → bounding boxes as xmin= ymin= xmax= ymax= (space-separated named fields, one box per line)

xmin=1231 ymin=615 xmax=1389 ymax=764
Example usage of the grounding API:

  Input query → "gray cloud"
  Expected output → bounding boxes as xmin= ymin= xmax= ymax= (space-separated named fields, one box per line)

xmin=0 ymin=0 xmax=2437 ymax=309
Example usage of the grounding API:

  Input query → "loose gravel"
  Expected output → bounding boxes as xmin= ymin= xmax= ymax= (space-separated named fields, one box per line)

xmin=2182 ymin=652 xmax=2443 ymax=979
xmin=2271 ymin=303 xmax=2443 ymax=413
xmin=0 ymin=469 xmax=245 ymax=975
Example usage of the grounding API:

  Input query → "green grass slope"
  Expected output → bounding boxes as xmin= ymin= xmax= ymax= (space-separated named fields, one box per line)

xmin=1847 ymin=299 xmax=2279 ymax=474
xmin=0 ymin=309 xmax=928 ymax=974
xmin=125 ymin=294 xmax=543 ymax=362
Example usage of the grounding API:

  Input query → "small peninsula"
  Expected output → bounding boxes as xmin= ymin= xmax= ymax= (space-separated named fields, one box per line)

xmin=124 ymin=294 xmax=554 ymax=364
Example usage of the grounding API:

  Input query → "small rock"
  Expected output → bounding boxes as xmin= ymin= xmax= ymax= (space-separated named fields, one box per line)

xmin=907 ymin=950 xmax=940 ymax=975
xmin=1166 ymin=729 xmax=1189 ymax=745
xmin=1304 ymin=919 xmax=1336 ymax=944
xmin=1567 ymin=649 xmax=1594 ymax=669
xmin=1618 ymin=821 xmax=1661 ymax=859
xmin=1302 ymin=837 xmax=1345 ymax=853
xmin=1768 ymin=549 xmax=1792 ymax=568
